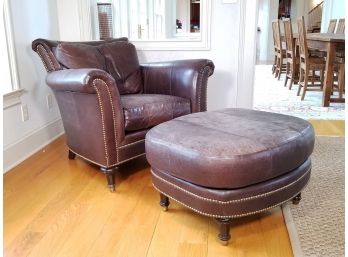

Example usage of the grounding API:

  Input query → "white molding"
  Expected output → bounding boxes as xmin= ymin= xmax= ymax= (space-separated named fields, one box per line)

xmin=78 ymin=0 xmax=93 ymax=40
xmin=235 ymin=0 xmax=259 ymax=108
xmin=3 ymin=0 xmax=21 ymax=92
xmin=3 ymin=119 xmax=65 ymax=173
xmin=3 ymin=89 xmax=23 ymax=109
xmin=127 ymin=0 xmax=211 ymax=51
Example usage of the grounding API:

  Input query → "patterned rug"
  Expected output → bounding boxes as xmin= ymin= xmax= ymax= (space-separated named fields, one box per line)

xmin=253 ymin=65 xmax=345 ymax=120
xmin=282 ymin=136 xmax=345 ymax=257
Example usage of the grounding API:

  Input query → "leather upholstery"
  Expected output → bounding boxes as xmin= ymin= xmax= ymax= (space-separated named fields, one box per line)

xmin=146 ymin=108 xmax=315 ymax=189
xmin=32 ymin=37 xmax=214 ymax=170
xmin=121 ymin=94 xmax=191 ymax=131
xmin=151 ymin=159 xmax=311 ymax=218
xmin=146 ymin=108 xmax=314 ymax=218
xmin=53 ymin=43 xmax=106 ymax=70
xmin=98 ymin=41 xmax=143 ymax=94
xmin=142 ymin=59 xmax=214 ymax=112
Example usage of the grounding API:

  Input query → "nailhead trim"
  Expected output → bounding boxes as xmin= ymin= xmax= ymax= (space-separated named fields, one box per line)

xmin=69 ymin=148 xmax=145 ymax=168
xmin=153 ymin=184 xmax=307 ymax=219
xmin=151 ymin=166 xmax=310 ymax=204
xmin=93 ymin=81 xmax=110 ymax=167
xmin=36 ymin=46 xmax=49 ymax=72
xmin=93 ymin=79 xmax=119 ymax=162
xmin=197 ymin=66 xmax=212 ymax=111
xmin=36 ymin=45 xmax=55 ymax=71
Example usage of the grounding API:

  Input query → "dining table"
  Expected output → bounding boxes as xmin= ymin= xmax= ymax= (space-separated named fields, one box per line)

xmin=306 ymin=33 xmax=345 ymax=107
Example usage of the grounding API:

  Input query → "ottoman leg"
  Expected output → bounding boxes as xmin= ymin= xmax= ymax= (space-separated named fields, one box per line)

xmin=159 ymin=193 xmax=170 ymax=211
xmin=292 ymin=193 xmax=302 ymax=205
xmin=216 ymin=218 xmax=233 ymax=245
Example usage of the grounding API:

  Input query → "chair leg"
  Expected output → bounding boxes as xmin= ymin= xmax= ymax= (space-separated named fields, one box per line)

xmin=289 ymin=79 xmax=294 ymax=90
xmin=68 ymin=150 xmax=76 ymax=160
xmin=100 ymin=167 xmax=116 ymax=192
xmin=338 ymin=64 xmax=345 ymax=99
xmin=284 ymin=62 xmax=289 ymax=87
xmin=297 ymin=68 xmax=304 ymax=96
xmin=284 ymin=76 xmax=289 ymax=87
xmin=277 ymin=57 xmax=283 ymax=80
xmin=301 ymin=70 xmax=309 ymax=101
xmin=292 ymin=193 xmax=302 ymax=205
xmin=216 ymin=218 xmax=233 ymax=245
xmin=159 ymin=193 xmax=170 ymax=211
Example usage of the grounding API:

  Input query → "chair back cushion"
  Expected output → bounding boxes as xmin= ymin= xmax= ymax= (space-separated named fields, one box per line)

xmin=54 ymin=43 xmax=106 ymax=70
xmin=98 ymin=41 xmax=142 ymax=94
xmin=36 ymin=38 xmax=143 ymax=94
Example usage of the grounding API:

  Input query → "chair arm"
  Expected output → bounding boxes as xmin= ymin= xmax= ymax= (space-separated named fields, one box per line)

xmin=46 ymin=69 xmax=126 ymax=164
xmin=46 ymin=68 xmax=116 ymax=93
xmin=141 ymin=59 xmax=215 ymax=112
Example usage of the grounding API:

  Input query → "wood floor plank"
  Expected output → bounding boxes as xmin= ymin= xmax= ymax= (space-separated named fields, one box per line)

xmin=4 ymin=120 xmax=344 ymax=257
xmin=146 ymin=202 xmax=209 ymax=257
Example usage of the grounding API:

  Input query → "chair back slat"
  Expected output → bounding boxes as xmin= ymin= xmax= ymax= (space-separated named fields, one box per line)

xmin=283 ymin=18 xmax=294 ymax=53
xmin=272 ymin=19 xmax=283 ymax=52
xmin=336 ymin=18 xmax=345 ymax=34
xmin=327 ymin=19 xmax=337 ymax=33
xmin=297 ymin=16 xmax=308 ymax=63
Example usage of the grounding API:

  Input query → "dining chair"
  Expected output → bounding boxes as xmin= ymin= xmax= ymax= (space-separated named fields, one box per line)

xmin=336 ymin=18 xmax=345 ymax=34
xmin=297 ymin=16 xmax=326 ymax=100
xmin=271 ymin=21 xmax=278 ymax=75
xmin=327 ymin=19 xmax=337 ymax=33
xmin=283 ymin=18 xmax=299 ymax=89
xmin=272 ymin=19 xmax=286 ymax=80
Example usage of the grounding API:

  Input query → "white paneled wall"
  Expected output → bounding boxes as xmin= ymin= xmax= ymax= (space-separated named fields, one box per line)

xmin=3 ymin=0 xmax=63 ymax=172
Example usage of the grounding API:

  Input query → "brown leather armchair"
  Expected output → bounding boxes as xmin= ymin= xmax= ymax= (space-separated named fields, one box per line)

xmin=32 ymin=38 xmax=214 ymax=191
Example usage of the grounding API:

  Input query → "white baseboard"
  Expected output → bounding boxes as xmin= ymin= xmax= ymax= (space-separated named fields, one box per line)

xmin=3 ymin=119 xmax=65 ymax=173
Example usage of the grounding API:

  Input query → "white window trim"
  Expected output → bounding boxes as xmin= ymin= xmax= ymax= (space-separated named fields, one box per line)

xmin=3 ymin=0 xmax=22 ymax=109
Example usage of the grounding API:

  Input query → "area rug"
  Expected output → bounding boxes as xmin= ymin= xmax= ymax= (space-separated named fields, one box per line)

xmin=253 ymin=65 xmax=345 ymax=120
xmin=282 ymin=136 xmax=344 ymax=257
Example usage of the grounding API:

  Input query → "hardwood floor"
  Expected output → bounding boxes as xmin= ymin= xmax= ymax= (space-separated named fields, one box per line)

xmin=4 ymin=120 xmax=344 ymax=257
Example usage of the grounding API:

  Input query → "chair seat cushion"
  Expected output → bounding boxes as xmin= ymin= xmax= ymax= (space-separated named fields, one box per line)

xmin=121 ymin=94 xmax=191 ymax=132
xmin=146 ymin=109 xmax=315 ymax=189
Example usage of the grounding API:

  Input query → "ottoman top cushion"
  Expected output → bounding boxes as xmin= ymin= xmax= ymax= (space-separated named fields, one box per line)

xmin=145 ymin=108 xmax=315 ymax=189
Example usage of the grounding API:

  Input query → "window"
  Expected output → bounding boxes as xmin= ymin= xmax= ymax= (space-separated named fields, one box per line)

xmin=2 ymin=0 xmax=22 ymax=109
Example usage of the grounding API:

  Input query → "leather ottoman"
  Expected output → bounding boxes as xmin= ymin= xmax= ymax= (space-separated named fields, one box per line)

xmin=145 ymin=108 xmax=315 ymax=244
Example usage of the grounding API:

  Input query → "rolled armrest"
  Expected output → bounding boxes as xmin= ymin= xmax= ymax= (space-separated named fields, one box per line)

xmin=46 ymin=68 xmax=126 ymax=152
xmin=46 ymin=68 xmax=117 ymax=94
xmin=141 ymin=59 xmax=214 ymax=112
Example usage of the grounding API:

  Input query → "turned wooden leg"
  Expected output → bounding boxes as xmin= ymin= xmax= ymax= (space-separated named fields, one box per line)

xmin=292 ymin=193 xmax=302 ymax=205
xmin=216 ymin=218 xmax=233 ymax=245
xmin=100 ymin=167 xmax=116 ymax=192
xmin=68 ymin=150 xmax=76 ymax=160
xmin=159 ymin=193 xmax=170 ymax=211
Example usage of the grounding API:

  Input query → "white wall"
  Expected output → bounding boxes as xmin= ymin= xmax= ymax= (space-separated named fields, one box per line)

xmin=3 ymin=0 xmax=64 ymax=172
xmin=321 ymin=0 xmax=345 ymax=32
xmin=137 ymin=2 xmax=241 ymax=111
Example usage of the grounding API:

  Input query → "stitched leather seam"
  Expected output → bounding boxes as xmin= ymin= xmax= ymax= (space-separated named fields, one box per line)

xmin=92 ymin=82 xmax=110 ymax=166
xmin=37 ymin=45 xmax=55 ymax=71
xmin=93 ymin=78 xmax=119 ymax=162
xmin=151 ymin=166 xmax=310 ymax=204
xmin=119 ymin=139 xmax=145 ymax=148
xmin=153 ymin=184 xmax=305 ymax=218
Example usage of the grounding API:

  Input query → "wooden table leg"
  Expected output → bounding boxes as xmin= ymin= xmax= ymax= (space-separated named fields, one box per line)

xmin=322 ymin=42 xmax=336 ymax=107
